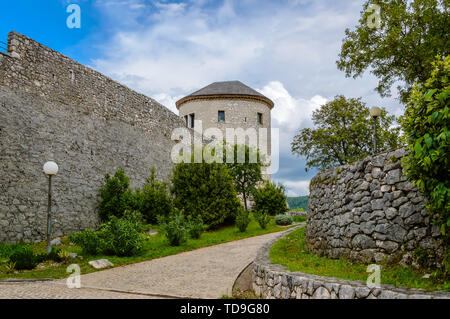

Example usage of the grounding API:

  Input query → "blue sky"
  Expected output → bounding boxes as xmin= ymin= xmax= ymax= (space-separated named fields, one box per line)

xmin=0 ymin=0 xmax=403 ymax=196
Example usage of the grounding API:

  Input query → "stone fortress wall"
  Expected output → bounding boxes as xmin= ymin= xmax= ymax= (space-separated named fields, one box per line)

xmin=0 ymin=31 xmax=186 ymax=243
xmin=306 ymin=147 xmax=443 ymax=267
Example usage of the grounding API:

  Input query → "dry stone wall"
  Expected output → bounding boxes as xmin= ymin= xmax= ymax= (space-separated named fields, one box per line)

xmin=306 ymin=148 xmax=443 ymax=267
xmin=252 ymin=227 xmax=450 ymax=299
xmin=0 ymin=31 xmax=185 ymax=243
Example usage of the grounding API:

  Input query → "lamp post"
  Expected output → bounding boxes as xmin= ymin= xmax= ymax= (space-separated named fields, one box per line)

xmin=370 ymin=107 xmax=382 ymax=155
xmin=43 ymin=161 xmax=58 ymax=253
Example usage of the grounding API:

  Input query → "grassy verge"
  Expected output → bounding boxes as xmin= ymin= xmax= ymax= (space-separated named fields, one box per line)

xmin=270 ymin=227 xmax=449 ymax=292
xmin=292 ymin=216 xmax=306 ymax=223
xmin=0 ymin=216 xmax=288 ymax=281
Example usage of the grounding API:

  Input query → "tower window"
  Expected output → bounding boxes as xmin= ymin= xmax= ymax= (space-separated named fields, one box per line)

xmin=257 ymin=113 xmax=263 ymax=125
xmin=184 ymin=115 xmax=188 ymax=127
xmin=189 ymin=113 xmax=195 ymax=128
xmin=218 ymin=111 xmax=225 ymax=122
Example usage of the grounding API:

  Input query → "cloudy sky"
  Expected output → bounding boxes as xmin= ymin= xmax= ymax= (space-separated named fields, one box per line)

xmin=1 ymin=0 xmax=404 ymax=196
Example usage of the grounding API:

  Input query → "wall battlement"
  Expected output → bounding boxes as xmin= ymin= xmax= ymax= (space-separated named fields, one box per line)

xmin=0 ymin=32 xmax=184 ymax=243
xmin=0 ymin=31 xmax=184 ymax=133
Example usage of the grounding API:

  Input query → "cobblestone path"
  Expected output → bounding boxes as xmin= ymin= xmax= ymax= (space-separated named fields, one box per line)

xmin=0 ymin=231 xmax=284 ymax=299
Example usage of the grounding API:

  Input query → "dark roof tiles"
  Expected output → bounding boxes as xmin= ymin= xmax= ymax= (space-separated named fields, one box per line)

xmin=176 ymin=81 xmax=274 ymax=109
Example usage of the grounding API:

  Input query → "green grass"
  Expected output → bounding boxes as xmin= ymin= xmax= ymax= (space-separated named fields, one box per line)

xmin=292 ymin=216 xmax=306 ymax=223
xmin=270 ymin=227 xmax=449 ymax=292
xmin=0 ymin=216 xmax=288 ymax=281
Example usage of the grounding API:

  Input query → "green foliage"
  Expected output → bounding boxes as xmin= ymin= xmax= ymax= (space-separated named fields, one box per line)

xmin=57 ymin=250 xmax=71 ymax=264
xmin=69 ymin=230 xmax=102 ymax=255
xmin=274 ymin=214 xmax=293 ymax=226
xmin=271 ymin=227 xmax=449 ymax=292
xmin=253 ymin=210 xmax=271 ymax=230
xmin=186 ymin=215 xmax=206 ymax=239
xmin=158 ymin=208 xmax=188 ymax=246
xmin=226 ymin=144 xmax=263 ymax=210
xmin=46 ymin=247 xmax=63 ymax=263
xmin=9 ymin=246 xmax=38 ymax=270
xmin=235 ymin=208 xmax=251 ymax=232
xmin=135 ymin=168 xmax=172 ymax=224
xmin=98 ymin=168 xmax=136 ymax=221
xmin=171 ymin=149 xmax=242 ymax=229
xmin=100 ymin=211 xmax=145 ymax=257
xmin=291 ymin=95 xmax=400 ymax=171
xmin=286 ymin=196 xmax=309 ymax=211
xmin=252 ymin=181 xmax=289 ymax=216
xmin=0 ymin=242 xmax=22 ymax=259
xmin=401 ymin=55 xmax=450 ymax=276
xmin=5 ymin=262 xmax=15 ymax=274
xmin=337 ymin=0 xmax=449 ymax=103
xmin=69 ymin=210 xmax=144 ymax=257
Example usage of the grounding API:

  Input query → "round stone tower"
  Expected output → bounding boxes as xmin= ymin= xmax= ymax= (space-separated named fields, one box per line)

xmin=176 ymin=80 xmax=274 ymax=176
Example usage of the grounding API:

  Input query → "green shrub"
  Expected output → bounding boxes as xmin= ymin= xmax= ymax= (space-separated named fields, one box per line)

xmin=9 ymin=246 xmax=38 ymax=270
xmin=135 ymin=168 xmax=172 ymax=224
xmin=98 ymin=168 xmax=136 ymax=221
xmin=69 ymin=211 xmax=144 ymax=257
xmin=46 ymin=247 xmax=63 ymax=262
xmin=274 ymin=214 xmax=293 ymax=226
xmin=186 ymin=215 xmax=206 ymax=239
xmin=226 ymin=144 xmax=263 ymax=211
xmin=100 ymin=214 xmax=144 ymax=257
xmin=158 ymin=208 xmax=188 ymax=246
xmin=171 ymin=151 xmax=241 ymax=229
xmin=401 ymin=55 xmax=449 ymax=277
xmin=0 ymin=242 xmax=22 ymax=259
xmin=253 ymin=211 xmax=271 ymax=230
xmin=235 ymin=208 xmax=251 ymax=232
xmin=252 ymin=181 xmax=289 ymax=216
xmin=69 ymin=230 xmax=103 ymax=255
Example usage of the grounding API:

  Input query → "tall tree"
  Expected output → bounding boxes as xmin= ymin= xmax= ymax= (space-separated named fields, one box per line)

xmin=226 ymin=144 xmax=263 ymax=211
xmin=337 ymin=0 xmax=449 ymax=103
xmin=291 ymin=95 xmax=400 ymax=171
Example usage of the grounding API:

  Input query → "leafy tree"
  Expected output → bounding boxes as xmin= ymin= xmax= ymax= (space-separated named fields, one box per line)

xmin=225 ymin=144 xmax=263 ymax=210
xmin=135 ymin=167 xmax=172 ymax=224
xmin=252 ymin=181 xmax=289 ymax=216
xmin=400 ymin=55 xmax=449 ymax=275
xmin=337 ymin=0 xmax=449 ymax=103
xmin=291 ymin=95 xmax=400 ymax=171
xmin=171 ymin=147 xmax=242 ymax=229
xmin=98 ymin=168 xmax=136 ymax=221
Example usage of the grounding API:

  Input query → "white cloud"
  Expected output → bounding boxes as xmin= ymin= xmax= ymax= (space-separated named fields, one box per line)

xmin=278 ymin=179 xmax=310 ymax=197
xmin=258 ymin=81 xmax=326 ymax=132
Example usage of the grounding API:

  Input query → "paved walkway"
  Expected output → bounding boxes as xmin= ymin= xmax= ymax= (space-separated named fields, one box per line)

xmin=0 ymin=231 xmax=285 ymax=299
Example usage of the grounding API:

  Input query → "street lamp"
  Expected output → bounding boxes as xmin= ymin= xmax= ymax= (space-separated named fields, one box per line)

xmin=370 ymin=107 xmax=382 ymax=154
xmin=43 ymin=161 xmax=58 ymax=253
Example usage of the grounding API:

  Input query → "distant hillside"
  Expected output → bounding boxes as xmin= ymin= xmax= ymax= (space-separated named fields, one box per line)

xmin=287 ymin=196 xmax=309 ymax=211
